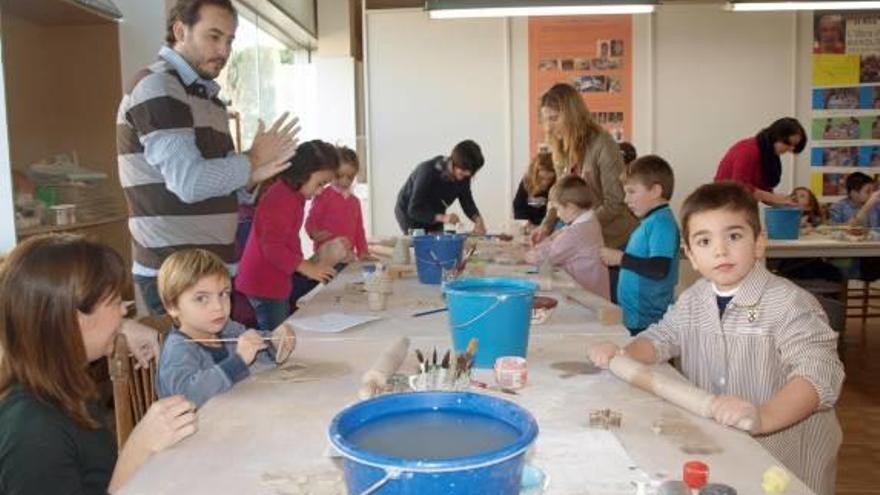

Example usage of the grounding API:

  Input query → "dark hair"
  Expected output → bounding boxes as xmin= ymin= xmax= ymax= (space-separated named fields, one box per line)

xmin=337 ymin=146 xmax=360 ymax=171
xmin=680 ymin=182 xmax=761 ymax=246
xmin=619 ymin=142 xmax=637 ymax=165
xmin=551 ymin=176 xmax=594 ymax=210
xmin=0 ymin=235 xmax=128 ymax=429
xmin=846 ymin=171 xmax=874 ymax=195
xmin=450 ymin=140 xmax=484 ymax=173
xmin=279 ymin=140 xmax=341 ymax=190
xmin=624 ymin=155 xmax=675 ymax=200
xmin=757 ymin=117 xmax=807 ymax=154
xmin=166 ymin=0 xmax=237 ymax=46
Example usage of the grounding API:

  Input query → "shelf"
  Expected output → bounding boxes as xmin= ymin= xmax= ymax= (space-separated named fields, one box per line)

xmin=16 ymin=213 xmax=127 ymax=238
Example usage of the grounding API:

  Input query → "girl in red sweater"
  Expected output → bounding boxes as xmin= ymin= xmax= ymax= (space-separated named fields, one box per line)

xmin=306 ymin=146 xmax=369 ymax=260
xmin=236 ymin=140 xmax=340 ymax=331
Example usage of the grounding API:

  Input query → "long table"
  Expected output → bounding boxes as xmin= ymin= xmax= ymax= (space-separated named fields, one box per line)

xmin=121 ymin=263 xmax=814 ymax=494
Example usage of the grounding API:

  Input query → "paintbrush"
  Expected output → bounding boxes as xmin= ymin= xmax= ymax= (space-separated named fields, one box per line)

xmin=415 ymin=349 xmax=426 ymax=374
xmin=441 ymin=350 xmax=451 ymax=369
xmin=432 ymin=347 xmax=438 ymax=370
xmin=456 ymin=245 xmax=477 ymax=273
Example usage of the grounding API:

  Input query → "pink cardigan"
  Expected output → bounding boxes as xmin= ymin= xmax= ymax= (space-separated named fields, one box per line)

xmin=305 ymin=186 xmax=368 ymax=257
xmin=527 ymin=212 xmax=610 ymax=299
xmin=236 ymin=181 xmax=305 ymax=300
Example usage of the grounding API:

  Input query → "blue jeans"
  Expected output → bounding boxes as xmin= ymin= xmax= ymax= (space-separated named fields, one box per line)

xmin=134 ymin=275 xmax=166 ymax=316
xmin=248 ymin=296 xmax=291 ymax=331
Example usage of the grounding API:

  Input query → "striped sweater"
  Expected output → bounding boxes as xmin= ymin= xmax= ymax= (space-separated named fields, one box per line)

xmin=641 ymin=263 xmax=844 ymax=495
xmin=117 ymin=47 xmax=251 ymax=275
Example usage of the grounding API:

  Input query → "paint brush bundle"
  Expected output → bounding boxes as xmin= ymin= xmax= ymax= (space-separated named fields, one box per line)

xmin=410 ymin=339 xmax=478 ymax=392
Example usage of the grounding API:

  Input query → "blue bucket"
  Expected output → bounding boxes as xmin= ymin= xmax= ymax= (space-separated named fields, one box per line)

xmin=412 ymin=234 xmax=467 ymax=285
xmin=444 ymin=278 xmax=538 ymax=368
xmin=765 ymin=206 xmax=802 ymax=240
xmin=329 ymin=391 xmax=538 ymax=495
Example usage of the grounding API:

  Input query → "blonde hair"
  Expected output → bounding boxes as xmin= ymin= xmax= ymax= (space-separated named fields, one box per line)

xmin=524 ymin=150 xmax=555 ymax=196
xmin=540 ymin=83 xmax=603 ymax=173
xmin=158 ymin=249 xmax=230 ymax=310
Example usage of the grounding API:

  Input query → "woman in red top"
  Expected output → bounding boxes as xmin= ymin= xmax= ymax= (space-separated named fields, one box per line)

xmin=715 ymin=117 xmax=806 ymax=206
xmin=236 ymin=140 xmax=340 ymax=331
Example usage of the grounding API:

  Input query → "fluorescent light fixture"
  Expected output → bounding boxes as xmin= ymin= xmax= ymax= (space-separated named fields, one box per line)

xmin=728 ymin=1 xmax=880 ymax=11
xmin=426 ymin=0 xmax=657 ymax=19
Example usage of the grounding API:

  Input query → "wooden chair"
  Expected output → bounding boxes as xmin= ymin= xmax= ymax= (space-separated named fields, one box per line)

xmin=108 ymin=315 xmax=171 ymax=448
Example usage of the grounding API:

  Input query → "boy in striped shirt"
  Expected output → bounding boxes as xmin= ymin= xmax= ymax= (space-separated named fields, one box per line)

xmin=589 ymin=182 xmax=844 ymax=495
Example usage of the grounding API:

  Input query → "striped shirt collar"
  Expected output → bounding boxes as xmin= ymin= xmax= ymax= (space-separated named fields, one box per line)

xmin=699 ymin=261 xmax=770 ymax=308
xmin=158 ymin=46 xmax=221 ymax=98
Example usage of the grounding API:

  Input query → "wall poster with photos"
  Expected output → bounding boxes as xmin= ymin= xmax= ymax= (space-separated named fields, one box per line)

xmin=528 ymin=16 xmax=632 ymax=156
xmin=811 ymin=11 xmax=880 ymax=197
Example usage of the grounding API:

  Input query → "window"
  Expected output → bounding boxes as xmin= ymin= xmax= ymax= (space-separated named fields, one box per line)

xmin=217 ymin=3 xmax=314 ymax=149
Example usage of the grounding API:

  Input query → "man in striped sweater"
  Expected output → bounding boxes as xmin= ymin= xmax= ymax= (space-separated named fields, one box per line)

xmin=117 ymin=0 xmax=299 ymax=314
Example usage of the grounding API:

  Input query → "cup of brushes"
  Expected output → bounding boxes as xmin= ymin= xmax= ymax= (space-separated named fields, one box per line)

xmin=409 ymin=339 xmax=478 ymax=392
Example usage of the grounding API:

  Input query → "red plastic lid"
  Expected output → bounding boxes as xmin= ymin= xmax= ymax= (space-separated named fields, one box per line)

xmin=683 ymin=461 xmax=709 ymax=489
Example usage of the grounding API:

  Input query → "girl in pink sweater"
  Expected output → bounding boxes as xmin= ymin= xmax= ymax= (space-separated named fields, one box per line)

xmin=306 ymin=146 xmax=369 ymax=260
xmin=525 ymin=176 xmax=610 ymax=299
xmin=236 ymin=140 xmax=340 ymax=331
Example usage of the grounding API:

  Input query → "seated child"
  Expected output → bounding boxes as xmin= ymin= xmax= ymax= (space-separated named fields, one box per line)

xmin=525 ymin=176 xmax=609 ymax=298
xmin=512 ymin=149 xmax=556 ymax=228
xmin=306 ymin=146 xmax=369 ymax=261
xmin=600 ymin=155 xmax=679 ymax=335
xmin=588 ymin=182 xmax=844 ymax=495
xmin=791 ymin=186 xmax=824 ymax=227
xmin=236 ymin=140 xmax=341 ymax=331
xmin=157 ymin=249 xmax=296 ymax=407
xmin=829 ymin=171 xmax=880 ymax=227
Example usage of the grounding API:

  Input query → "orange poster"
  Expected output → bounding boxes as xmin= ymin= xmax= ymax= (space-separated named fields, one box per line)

xmin=528 ymin=16 xmax=633 ymax=156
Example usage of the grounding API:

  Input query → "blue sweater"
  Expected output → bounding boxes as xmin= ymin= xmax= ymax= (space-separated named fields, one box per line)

xmin=157 ymin=320 xmax=275 ymax=407
xmin=617 ymin=204 xmax=680 ymax=333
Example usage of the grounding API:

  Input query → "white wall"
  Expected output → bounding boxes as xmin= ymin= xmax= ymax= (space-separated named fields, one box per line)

xmin=366 ymin=10 xmax=511 ymax=236
xmin=116 ymin=0 xmax=166 ymax=85
xmin=366 ymin=7 xmax=813 ymax=234
xmin=652 ymin=6 xmax=799 ymax=213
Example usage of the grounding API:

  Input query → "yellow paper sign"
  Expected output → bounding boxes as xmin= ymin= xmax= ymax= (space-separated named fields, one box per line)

xmin=813 ymin=54 xmax=860 ymax=86
xmin=811 ymin=172 xmax=824 ymax=197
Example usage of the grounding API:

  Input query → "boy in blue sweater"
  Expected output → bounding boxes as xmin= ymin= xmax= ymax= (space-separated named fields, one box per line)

xmin=600 ymin=155 xmax=680 ymax=335
xmin=156 ymin=249 xmax=296 ymax=407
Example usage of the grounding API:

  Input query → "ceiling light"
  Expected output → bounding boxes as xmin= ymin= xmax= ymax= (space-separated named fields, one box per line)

xmin=426 ymin=0 xmax=657 ymax=19
xmin=728 ymin=1 xmax=880 ymax=11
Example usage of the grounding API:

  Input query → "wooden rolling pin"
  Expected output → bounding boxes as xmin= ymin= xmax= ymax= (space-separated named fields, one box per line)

xmin=357 ymin=337 xmax=411 ymax=400
xmin=561 ymin=288 xmax=622 ymax=326
xmin=609 ymin=355 xmax=754 ymax=432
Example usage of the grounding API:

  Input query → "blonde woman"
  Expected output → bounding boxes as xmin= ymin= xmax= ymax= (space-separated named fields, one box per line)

xmin=532 ymin=83 xmax=636 ymax=250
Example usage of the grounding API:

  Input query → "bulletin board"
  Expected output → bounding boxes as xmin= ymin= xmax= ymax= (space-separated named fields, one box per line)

xmin=528 ymin=16 xmax=633 ymax=156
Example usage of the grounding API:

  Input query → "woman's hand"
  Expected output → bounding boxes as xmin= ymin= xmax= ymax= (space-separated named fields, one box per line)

xmin=130 ymin=396 xmax=197 ymax=454
xmin=119 ymin=319 xmax=161 ymax=369
xmin=270 ymin=322 xmax=296 ymax=364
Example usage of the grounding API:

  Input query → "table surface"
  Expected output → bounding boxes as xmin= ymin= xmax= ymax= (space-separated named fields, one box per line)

xmin=765 ymin=231 xmax=880 ymax=258
xmin=121 ymin=263 xmax=813 ymax=495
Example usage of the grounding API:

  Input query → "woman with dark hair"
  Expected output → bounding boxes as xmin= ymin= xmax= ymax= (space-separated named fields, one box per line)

xmin=715 ymin=117 xmax=806 ymax=206
xmin=0 ymin=235 xmax=197 ymax=494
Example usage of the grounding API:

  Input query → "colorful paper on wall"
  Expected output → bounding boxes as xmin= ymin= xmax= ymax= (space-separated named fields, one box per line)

xmin=811 ymin=12 xmax=880 ymax=199
xmin=813 ymin=54 xmax=860 ymax=86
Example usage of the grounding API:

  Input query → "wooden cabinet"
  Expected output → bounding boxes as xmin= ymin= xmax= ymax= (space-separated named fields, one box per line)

xmin=0 ymin=0 xmax=129 ymax=263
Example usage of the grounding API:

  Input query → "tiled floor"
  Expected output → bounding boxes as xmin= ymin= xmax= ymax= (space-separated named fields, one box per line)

xmin=836 ymin=320 xmax=880 ymax=494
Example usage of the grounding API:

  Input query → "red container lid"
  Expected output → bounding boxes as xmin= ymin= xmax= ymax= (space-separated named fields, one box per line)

xmin=683 ymin=461 xmax=709 ymax=489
